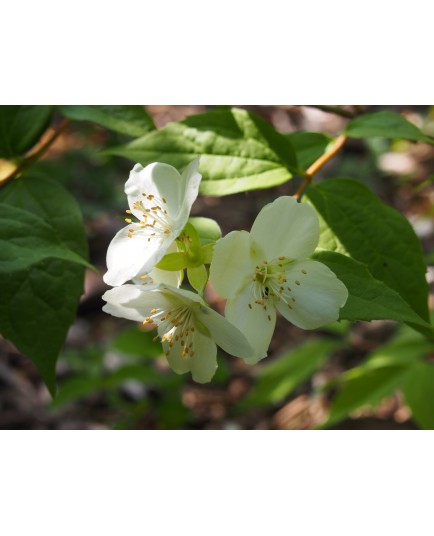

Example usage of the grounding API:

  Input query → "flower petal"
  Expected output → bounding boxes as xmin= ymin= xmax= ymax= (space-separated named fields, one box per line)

xmin=133 ymin=267 xmax=182 ymax=289
xmin=161 ymin=337 xmax=191 ymax=376
xmin=103 ymin=225 xmax=173 ymax=286
xmin=132 ymin=242 xmax=182 ymax=289
xmin=102 ymin=285 xmax=172 ymax=322
xmin=225 ymin=287 xmax=276 ymax=364
xmin=250 ymin=196 xmax=319 ymax=261
xmin=196 ymin=305 xmax=254 ymax=361
xmin=275 ymin=260 xmax=348 ymax=329
xmin=175 ymin=157 xmax=202 ymax=224
xmin=189 ymin=331 xmax=218 ymax=383
xmin=210 ymin=230 xmax=260 ymax=298
xmin=161 ymin=328 xmax=217 ymax=383
xmin=125 ymin=162 xmax=183 ymax=221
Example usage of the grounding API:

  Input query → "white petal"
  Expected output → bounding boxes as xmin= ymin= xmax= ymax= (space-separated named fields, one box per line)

xmin=103 ymin=225 xmax=173 ymax=287
xmin=102 ymin=285 xmax=172 ymax=322
xmin=160 ymin=285 xmax=204 ymax=305
xmin=132 ymin=242 xmax=182 ymax=289
xmin=225 ymin=287 xmax=276 ymax=364
xmin=189 ymin=330 xmax=218 ymax=383
xmin=125 ymin=162 xmax=183 ymax=221
xmin=161 ymin=328 xmax=218 ymax=383
xmin=250 ymin=196 xmax=319 ymax=261
xmin=275 ymin=260 xmax=348 ymax=329
xmin=161 ymin=338 xmax=191 ymax=376
xmin=175 ymin=157 xmax=202 ymax=224
xmin=210 ymin=231 xmax=260 ymax=298
xmin=196 ymin=305 xmax=254 ymax=361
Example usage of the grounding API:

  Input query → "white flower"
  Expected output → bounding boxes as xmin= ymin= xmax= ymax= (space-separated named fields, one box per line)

xmin=210 ymin=196 xmax=348 ymax=364
xmin=131 ymin=242 xmax=183 ymax=289
xmin=102 ymin=285 xmax=254 ymax=383
xmin=103 ymin=158 xmax=201 ymax=287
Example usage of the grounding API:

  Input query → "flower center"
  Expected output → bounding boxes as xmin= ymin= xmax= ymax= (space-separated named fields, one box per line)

xmin=125 ymin=192 xmax=173 ymax=241
xmin=250 ymin=256 xmax=306 ymax=313
xmin=143 ymin=304 xmax=196 ymax=358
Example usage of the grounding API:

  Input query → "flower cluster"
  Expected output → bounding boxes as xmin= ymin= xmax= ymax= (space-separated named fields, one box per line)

xmin=102 ymin=159 xmax=348 ymax=382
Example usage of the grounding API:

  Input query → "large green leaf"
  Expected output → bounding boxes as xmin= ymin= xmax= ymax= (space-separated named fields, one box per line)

xmin=322 ymin=328 xmax=433 ymax=428
xmin=403 ymin=362 xmax=434 ymax=430
xmin=307 ymin=178 xmax=430 ymax=325
xmin=107 ymin=107 xmax=298 ymax=196
xmin=345 ymin=111 xmax=433 ymax=143
xmin=285 ymin=131 xmax=333 ymax=170
xmin=58 ymin=105 xmax=155 ymax=137
xmin=239 ymin=339 xmax=339 ymax=409
xmin=0 ymin=173 xmax=89 ymax=394
xmin=313 ymin=251 xmax=432 ymax=332
xmin=0 ymin=106 xmax=53 ymax=158
xmin=324 ymin=365 xmax=411 ymax=427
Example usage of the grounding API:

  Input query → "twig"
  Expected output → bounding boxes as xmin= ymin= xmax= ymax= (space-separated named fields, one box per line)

xmin=294 ymin=134 xmax=348 ymax=200
xmin=305 ymin=105 xmax=356 ymax=119
xmin=0 ymin=118 xmax=71 ymax=187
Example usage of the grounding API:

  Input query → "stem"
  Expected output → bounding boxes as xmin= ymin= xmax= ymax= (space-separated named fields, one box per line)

xmin=294 ymin=134 xmax=347 ymax=200
xmin=0 ymin=119 xmax=70 ymax=187
xmin=305 ymin=105 xmax=356 ymax=119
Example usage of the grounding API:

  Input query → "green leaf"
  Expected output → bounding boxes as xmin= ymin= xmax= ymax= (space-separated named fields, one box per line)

xmin=107 ymin=107 xmax=298 ymax=196
xmin=53 ymin=364 xmax=172 ymax=408
xmin=0 ymin=106 xmax=53 ymax=158
xmin=285 ymin=131 xmax=333 ymax=170
xmin=0 ymin=173 xmax=89 ymax=394
xmin=307 ymin=178 xmax=430 ymax=325
xmin=324 ymin=365 xmax=411 ymax=427
xmin=189 ymin=217 xmax=222 ymax=244
xmin=313 ymin=251 xmax=433 ymax=331
xmin=345 ymin=111 xmax=433 ymax=143
xmin=104 ymin=364 xmax=170 ymax=389
xmin=58 ymin=105 xmax=155 ymax=137
xmin=111 ymin=326 xmax=163 ymax=358
xmin=322 ymin=328 xmax=433 ymax=427
xmin=52 ymin=376 xmax=106 ymax=408
xmin=403 ymin=362 xmax=434 ymax=430
xmin=239 ymin=339 xmax=338 ymax=409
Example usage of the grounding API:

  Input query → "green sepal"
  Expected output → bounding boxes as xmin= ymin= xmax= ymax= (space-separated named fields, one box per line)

xmin=179 ymin=222 xmax=204 ymax=267
xmin=188 ymin=217 xmax=222 ymax=245
xmin=187 ymin=264 xmax=208 ymax=294
xmin=156 ymin=252 xmax=188 ymax=271
xmin=201 ymin=243 xmax=215 ymax=264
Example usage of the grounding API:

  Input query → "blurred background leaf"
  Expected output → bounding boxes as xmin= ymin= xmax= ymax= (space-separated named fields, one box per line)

xmin=58 ymin=105 xmax=155 ymax=137
xmin=0 ymin=105 xmax=53 ymax=158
